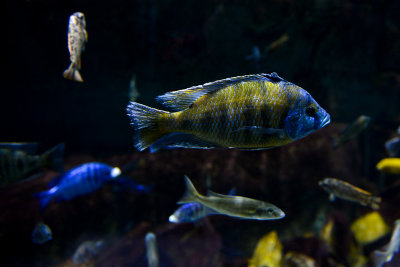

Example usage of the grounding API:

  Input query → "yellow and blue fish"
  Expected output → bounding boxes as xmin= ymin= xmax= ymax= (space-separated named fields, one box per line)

xmin=127 ymin=73 xmax=330 ymax=152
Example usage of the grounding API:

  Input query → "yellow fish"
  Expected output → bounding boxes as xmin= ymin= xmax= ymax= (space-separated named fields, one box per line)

xmin=63 ymin=12 xmax=88 ymax=82
xmin=351 ymin=211 xmax=390 ymax=245
xmin=248 ymin=231 xmax=283 ymax=267
xmin=376 ymin=158 xmax=400 ymax=174
xmin=127 ymin=73 xmax=330 ymax=152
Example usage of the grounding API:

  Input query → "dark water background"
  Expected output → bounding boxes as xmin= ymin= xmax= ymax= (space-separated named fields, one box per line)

xmin=2 ymin=0 xmax=400 ymax=266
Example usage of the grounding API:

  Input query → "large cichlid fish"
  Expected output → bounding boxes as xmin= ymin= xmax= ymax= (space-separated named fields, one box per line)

xmin=127 ymin=72 xmax=330 ymax=152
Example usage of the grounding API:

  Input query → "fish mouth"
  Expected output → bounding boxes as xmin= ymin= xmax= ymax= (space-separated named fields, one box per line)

xmin=320 ymin=114 xmax=331 ymax=128
xmin=276 ymin=210 xmax=286 ymax=219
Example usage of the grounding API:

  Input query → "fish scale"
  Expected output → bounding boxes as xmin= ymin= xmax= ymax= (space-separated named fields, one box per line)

xmin=127 ymin=73 xmax=330 ymax=151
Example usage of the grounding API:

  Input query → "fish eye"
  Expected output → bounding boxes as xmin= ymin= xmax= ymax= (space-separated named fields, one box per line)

xmin=266 ymin=208 xmax=274 ymax=214
xmin=305 ymin=106 xmax=316 ymax=117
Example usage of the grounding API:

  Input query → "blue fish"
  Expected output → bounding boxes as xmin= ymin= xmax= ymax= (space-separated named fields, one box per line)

xmin=36 ymin=162 xmax=122 ymax=210
xmin=32 ymin=222 xmax=52 ymax=244
xmin=169 ymin=188 xmax=236 ymax=223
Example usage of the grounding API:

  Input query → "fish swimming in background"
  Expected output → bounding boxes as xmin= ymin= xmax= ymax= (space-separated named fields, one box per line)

xmin=0 ymin=143 xmax=64 ymax=187
xmin=385 ymin=137 xmax=400 ymax=157
xmin=127 ymin=72 xmax=330 ymax=152
xmin=245 ymin=46 xmax=261 ymax=62
xmin=0 ymin=142 xmax=39 ymax=154
xmin=169 ymin=188 xmax=236 ymax=223
xmin=72 ymin=240 xmax=105 ymax=264
xmin=248 ymin=231 xmax=283 ymax=267
xmin=333 ymin=115 xmax=371 ymax=148
xmin=282 ymin=251 xmax=316 ymax=267
xmin=31 ymin=222 xmax=52 ymax=244
xmin=36 ymin=162 xmax=121 ymax=210
xmin=178 ymin=176 xmax=285 ymax=220
xmin=63 ymin=12 xmax=88 ymax=82
xmin=129 ymin=74 xmax=140 ymax=101
xmin=376 ymin=158 xmax=400 ymax=174
xmin=145 ymin=232 xmax=159 ymax=267
xmin=374 ymin=219 xmax=400 ymax=267
xmin=265 ymin=33 xmax=290 ymax=53
xmin=318 ymin=178 xmax=381 ymax=210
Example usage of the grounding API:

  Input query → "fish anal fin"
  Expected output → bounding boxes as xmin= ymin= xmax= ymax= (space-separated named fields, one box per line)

xmin=329 ymin=194 xmax=336 ymax=202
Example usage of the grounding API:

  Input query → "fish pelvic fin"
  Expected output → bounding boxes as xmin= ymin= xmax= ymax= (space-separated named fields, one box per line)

xmin=41 ymin=143 xmax=65 ymax=172
xmin=35 ymin=190 xmax=53 ymax=211
xmin=63 ymin=62 xmax=83 ymax=82
xmin=370 ymin=196 xmax=382 ymax=210
xmin=126 ymin=102 xmax=169 ymax=151
xmin=178 ymin=175 xmax=200 ymax=204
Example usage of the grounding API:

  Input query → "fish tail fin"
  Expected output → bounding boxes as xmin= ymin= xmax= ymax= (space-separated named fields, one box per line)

xmin=126 ymin=102 xmax=169 ymax=151
xmin=35 ymin=190 xmax=53 ymax=211
xmin=370 ymin=196 xmax=382 ymax=210
xmin=178 ymin=175 xmax=200 ymax=204
xmin=63 ymin=62 xmax=83 ymax=82
xmin=41 ymin=143 xmax=65 ymax=172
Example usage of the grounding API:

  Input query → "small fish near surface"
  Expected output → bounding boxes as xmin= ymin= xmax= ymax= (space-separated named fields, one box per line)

xmin=177 ymin=176 xmax=285 ymax=220
xmin=373 ymin=219 xmax=400 ymax=267
xmin=63 ymin=12 xmax=88 ymax=82
xmin=169 ymin=188 xmax=235 ymax=223
xmin=72 ymin=240 xmax=105 ymax=264
xmin=35 ymin=162 xmax=122 ymax=210
xmin=318 ymin=177 xmax=381 ymax=210
xmin=127 ymin=72 xmax=330 ymax=152
xmin=333 ymin=115 xmax=371 ymax=148
xmin=31 ymin=222 xmax=52 ymax=244
xmin=0 ymin=143 xmax=64 ymax=187
xmin=376 ymin=158 xmax=400 ymax=175
xmin=145 ymin=232 xmax=159 ymax=267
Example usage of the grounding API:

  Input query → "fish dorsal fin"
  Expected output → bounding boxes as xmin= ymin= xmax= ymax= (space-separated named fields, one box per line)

xmin=156 ymin=73 xmax=282 ymax=111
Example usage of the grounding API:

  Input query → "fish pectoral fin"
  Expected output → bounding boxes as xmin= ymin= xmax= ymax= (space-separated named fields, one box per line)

xmin=149 ymin=133 xmax=220 ymax=152
xmin=329 ymin=194 xmax=336 ymax=202
xmin=156 ymin=74 xmax=268 ymax=111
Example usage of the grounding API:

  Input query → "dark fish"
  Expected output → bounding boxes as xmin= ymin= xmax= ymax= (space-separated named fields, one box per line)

xmin=0 ymin=142 xmax=39 ymax=154
xmin=36 ymin=162 xmax=121 ymax=210
xmin=319 ymin=177 xmax=381 ymax=210
xmin=72 ymin=240 xmax=104 ymax=264
xmin=145 ymin=232 xmax=159 ymax=267
xmin=0 ymin=143 xmax=64 ymax=187
xmin=31 ymin=222 xmax=52 ymax=244
xmin=169 ymin=188 xmax=235 ymax=223
xmin=127 ymin=72 xmax=330 ymax=152
xmin=178 ymin=176 xmax=285 ymax=220
xmin=385 ymin=137 xmax=400 ymax=157
xmin=333 ymin=115 xmax=370 ymax=148
xmin=63 ymin=12 xmax=88 ymax=82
